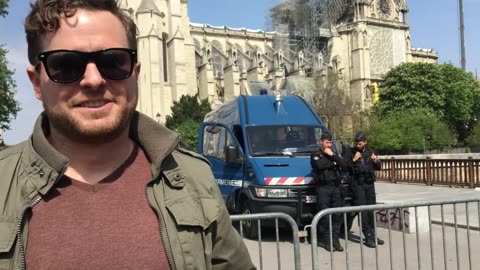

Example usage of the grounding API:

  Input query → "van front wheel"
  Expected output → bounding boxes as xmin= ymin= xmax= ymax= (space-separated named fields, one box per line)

xmin=241 ymin=200 xmax=259 ymax=239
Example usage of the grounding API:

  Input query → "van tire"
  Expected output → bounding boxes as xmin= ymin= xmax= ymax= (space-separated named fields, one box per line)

xmin=241 ymin=200 xmax=259 ymax=239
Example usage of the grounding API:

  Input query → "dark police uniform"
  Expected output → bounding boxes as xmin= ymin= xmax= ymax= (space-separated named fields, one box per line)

xmin=310 ymin=140 xmax=345 ymax=251
xmin=345 ymin=133 xmax=382 ymax=247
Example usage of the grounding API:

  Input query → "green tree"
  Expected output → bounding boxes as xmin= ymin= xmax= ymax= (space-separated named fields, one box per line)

xmin=466 ymin=123 xmax=480 ymax=147
xmin=373 ymin=63 xmax=479 ymax=143
xmin=174 ymin=119 xmax=201 ymax=150
xmin=438 ymin=64 xmax=478 ymax=141
xmin=0 ymin=0 xmax=8 ymax=17
xmin=367 ymin=109 xmax=456 ymax=154
xmin=0 ymin=47 xmax=20 ymax=130
xmin=165 ymin=94 xmax=211 ymax=149
xmin=165 ymin=94 xmax=210 ymax=129
xmin=469 ymin=87 xmax=480 ymax=133
xmin=0 ymin=0 xmax=20 ymax=130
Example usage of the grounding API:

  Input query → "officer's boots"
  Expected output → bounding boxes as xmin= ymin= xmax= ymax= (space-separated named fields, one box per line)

xmin=365 ymin=231 xmax=384 ymax=248
xmin=333 ymin=239 xmax=344 ymax=252
xmin=319 ymin=237 xmax=334 ymax=252
xmin=365 ymin=236 xmax=385 ymax=248
xmin=319 ymin=235 xmax=344 ymax=252
xmin=377 ymin=237 xmax=385 ymax=245
xmin=365 ymin=238 xmax=376 ymax=248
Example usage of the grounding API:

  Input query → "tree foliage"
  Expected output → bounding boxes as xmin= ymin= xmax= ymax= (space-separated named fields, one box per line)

xmin=373 ymin=63 xmax=480 ymax=143
xmin=0 ymin=0 xmax=21 ymax=130
xmin=367 ymin=109 xmax=456 ymax=154
xmin=466 ymin=123 xmax=480 ymax=148
xmin=165 ymin=94 xmax=211 ymax=149
xmin=0 ymin=0 xmax=8 ymax=17
xmin=174 ymin=119 xmax=201 ymax=150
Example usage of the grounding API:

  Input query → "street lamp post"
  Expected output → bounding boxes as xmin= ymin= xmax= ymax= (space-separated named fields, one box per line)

xmin=459 ymin=0 xmax=466 ymax=71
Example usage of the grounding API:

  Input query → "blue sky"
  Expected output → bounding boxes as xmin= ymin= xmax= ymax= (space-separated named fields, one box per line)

xmin=1 ymin=0 xmax=479 ymax=144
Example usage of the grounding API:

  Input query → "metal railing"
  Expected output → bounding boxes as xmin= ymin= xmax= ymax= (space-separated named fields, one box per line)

xmin=230 ymin=195 xmax=480 ymax=269
xmin=376 ymin=158 xmax=480 ymax=188
xmin=231 ymin=212 xmax=302 ymax=270
xmin=310 ymin=194 xmax=480 ymax=270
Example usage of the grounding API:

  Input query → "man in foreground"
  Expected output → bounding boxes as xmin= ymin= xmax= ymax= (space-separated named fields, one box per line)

xmin=0 ymin=1 xmax=254 ymax=269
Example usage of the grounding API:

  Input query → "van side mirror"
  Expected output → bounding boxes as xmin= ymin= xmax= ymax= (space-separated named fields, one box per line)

xmin=226 ymin=145 xmax=243 ymax=164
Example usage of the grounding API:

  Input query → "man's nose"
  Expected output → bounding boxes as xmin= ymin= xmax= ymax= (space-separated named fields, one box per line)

xmin=79 ymin=62 xmax=106 ymax=89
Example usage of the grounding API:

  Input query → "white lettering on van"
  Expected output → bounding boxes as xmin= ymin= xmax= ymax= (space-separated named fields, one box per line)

xmin=216 ymin=179 xmax=243 ymax=187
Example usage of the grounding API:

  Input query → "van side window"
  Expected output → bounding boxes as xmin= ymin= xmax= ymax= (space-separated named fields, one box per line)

xmin=202 ymin=126 xmax=225 ymax=161
xmin=202 ymin=125 xmax=243 ymax=162
xmin=202 ymin=126 xmax=224 ymax=161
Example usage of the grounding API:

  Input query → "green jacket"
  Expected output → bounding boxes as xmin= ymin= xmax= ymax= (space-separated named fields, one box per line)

xmin=0 ymin=112 xmax=255 ymax=270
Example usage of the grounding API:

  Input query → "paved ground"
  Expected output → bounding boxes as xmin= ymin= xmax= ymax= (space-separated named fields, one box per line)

xmin=240 ymin=182 xmax=480 ymax=270
xmin=376 ymin=182 xmax=479 ymax=202
xmin=376 ymin=182 xmax=480 ymax=229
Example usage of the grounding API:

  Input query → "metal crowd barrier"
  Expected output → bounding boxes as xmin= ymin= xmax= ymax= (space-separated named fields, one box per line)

xmin=229 ymin=195 xmax=480 ymax=270
xmin=310 ymin=194 xmax=480 ymax=270
xmin=230 ymin=212 xmax=302 ymax=270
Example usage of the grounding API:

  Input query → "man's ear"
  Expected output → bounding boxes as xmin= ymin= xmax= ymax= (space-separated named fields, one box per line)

xmin=134 ymin=62 xmax=141 ymax=80
xmin=27 ymin=66 xmax=42 ymax=101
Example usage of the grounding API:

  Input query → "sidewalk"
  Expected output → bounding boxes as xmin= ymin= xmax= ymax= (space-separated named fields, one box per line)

xmin=375 ymin=182 xmax=480 ymax=229
xmin=376 ymin=182 xmax=479 ymax=202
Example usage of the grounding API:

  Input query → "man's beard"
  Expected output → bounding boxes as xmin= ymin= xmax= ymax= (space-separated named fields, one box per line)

xmin=43 ymin=102 xmax=134 ymax=144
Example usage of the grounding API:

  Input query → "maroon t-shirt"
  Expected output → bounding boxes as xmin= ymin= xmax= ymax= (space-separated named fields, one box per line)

xmin=26 ymin=145 xmax=171 ymax=270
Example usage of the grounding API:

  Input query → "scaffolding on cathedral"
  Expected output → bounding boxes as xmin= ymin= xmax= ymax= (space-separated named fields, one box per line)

xmin=268 ymin=0 xmax=355 ymax=61
xmin=268 ymin=0 xmax=407 ymax=67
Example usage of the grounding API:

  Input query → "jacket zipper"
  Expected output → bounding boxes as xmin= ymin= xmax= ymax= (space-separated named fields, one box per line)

xmin=17 ymin=196 xmax=42 ymax=270
xmin=145 ymin=137 xmax=180 ymax=270
xmin=17 ymin=168 xmax=67 ymax=270
xmin=146 ymin=191 xmax=175 ymax=270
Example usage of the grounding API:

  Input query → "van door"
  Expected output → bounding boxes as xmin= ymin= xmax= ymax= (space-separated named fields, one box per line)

xmin=198 ymin=123 xmax=245 ymax=206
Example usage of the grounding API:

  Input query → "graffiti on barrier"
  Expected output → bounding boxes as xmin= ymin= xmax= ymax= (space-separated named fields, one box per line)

xmin=376 ymin=208 xmax=410 ymax=231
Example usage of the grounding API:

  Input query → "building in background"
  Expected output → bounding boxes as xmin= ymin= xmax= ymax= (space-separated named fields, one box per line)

xmin=121 ymin=0 xmax=437 ymax=124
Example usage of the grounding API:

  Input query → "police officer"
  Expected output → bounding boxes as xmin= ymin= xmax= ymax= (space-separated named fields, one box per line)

xmin=345 ymin=132 xmax=384 ymax=248
xmin=310 ymin=132 xmax=345 ymax=251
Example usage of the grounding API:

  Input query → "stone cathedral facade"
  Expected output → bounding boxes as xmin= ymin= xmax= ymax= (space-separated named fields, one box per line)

xmin=120 ymin=0 xmax=437 ymax=124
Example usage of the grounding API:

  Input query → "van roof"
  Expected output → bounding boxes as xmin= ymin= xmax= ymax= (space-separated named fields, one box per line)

xmin=240 ymin=95 xmax=323 ymax=126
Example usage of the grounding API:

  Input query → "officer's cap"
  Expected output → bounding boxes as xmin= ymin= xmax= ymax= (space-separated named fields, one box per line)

xmin=354 ymin=132 xmax=367 ymax=142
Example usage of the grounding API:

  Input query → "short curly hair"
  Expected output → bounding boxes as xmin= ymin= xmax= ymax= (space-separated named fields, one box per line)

xmin=24 ymin=0 xmax=137 ymax=65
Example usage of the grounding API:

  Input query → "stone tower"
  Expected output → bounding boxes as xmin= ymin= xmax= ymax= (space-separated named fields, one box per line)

xmin=121 ymin=0 xmax=197 ymax=123
xmin=324 ymin=0 xmax=413 ymax=110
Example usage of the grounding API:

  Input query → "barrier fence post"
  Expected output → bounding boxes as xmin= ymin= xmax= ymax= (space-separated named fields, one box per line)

xmin=390 ymin=157 xmax=395 ymax=183
xmin=426 ymin=157 xmax=432 ymax=186
xmin=468 ymin=157 xmax=474 ymax=188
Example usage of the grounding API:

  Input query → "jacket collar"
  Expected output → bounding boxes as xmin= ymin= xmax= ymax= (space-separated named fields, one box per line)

xmin=25 ymin=111 xmax=180 ymax=195
xmin=128 ymin=111 xmax=180 ymax=173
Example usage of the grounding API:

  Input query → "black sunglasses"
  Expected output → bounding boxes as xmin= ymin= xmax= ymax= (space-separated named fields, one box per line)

xmin=37 ymin=48 xmax=137 ymax=83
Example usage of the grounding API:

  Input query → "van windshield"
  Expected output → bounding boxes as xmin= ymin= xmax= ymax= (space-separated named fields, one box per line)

xmin=247 ymin=125 xmax=326 ymax=156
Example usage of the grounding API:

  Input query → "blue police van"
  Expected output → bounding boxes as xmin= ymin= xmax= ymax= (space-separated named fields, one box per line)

xmin=197 ymin=94 xmax=333 ymax=238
